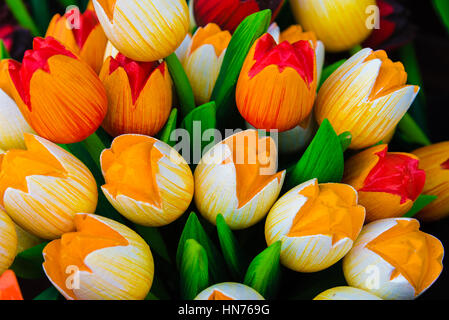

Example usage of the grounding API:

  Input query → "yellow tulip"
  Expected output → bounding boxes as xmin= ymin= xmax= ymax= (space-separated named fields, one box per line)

xmin=0 ymin=134 xmax=98 ymax=240
xmin=413 ymin=142 xmax=449 ymax=221
xmin=0 ymin=210 xmax=17 ymax=274
xmin=343 ymin=218 xmax=444 ymax=300
xmin=315 ymin=48 xmax=419 ymax=149
xmin=93 ymin=0 xmax=189 ymax=61
xmin=313 ymin=286 xmax=382 ymax=300
xmin=290 ymin=0 xmax=377 ymax=52
xmin=195 ymin=283 xmax=264 ymax=300
xmin=195 ymin=130 xmax=285 ymax=230
xmin=101 ymin=135 xmax=194 ymax=227
xmin=265 ymin=179 xmax=365 ymax=272
xmin=43 ymin=213 xmax=154 ymax=300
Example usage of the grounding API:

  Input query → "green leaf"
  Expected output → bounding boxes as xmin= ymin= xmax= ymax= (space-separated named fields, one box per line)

xmin=33 ymin=287 xmax=62 ymax=300
xmin=30 ymin=0 xmax=51 ymax=36
xmin=165 ymin=53 xmax=196 ymax=118
xmin=216 ymin=214 xmax=248 ymax=281
xmin=286 ymin=119 xmax=345 ymax=189
xmin=157 ymin=108 xmax=178 ymax=147
xmin=339 ymin=132 xmax=352 ymax=152
xmin=181 ymin=101 xmax=217 ymax=161
xmin=145 ymin=292 xmax=160 ymax=300
xmin=0 ymin=40 xmax=10 ymax=59
xmin=176 ymin=213 xmax=227 ymax=283
xmin=318 ymin=59 xmax=346 ymax=90
xmin=5 ymin=0 xmax=40 ymax=36
xmin=398 ymin=113 xmax=432 ymax=146
xmin=244 ymin=241 xmax=282 ymax=299
xmin=433 ymin=0 xmax=449 ymax=35
xmin=404 ymin=195 xmax=438 ymax=218
xmin=211 ymin=10 xmax=271 ymax=122
xmin=10 ymin=242 xmax=48 ymax=279
xmin=180 ymin=239 xmax=209 ymax=300
xmin=134 ymin=225 xmax=171 ymax=263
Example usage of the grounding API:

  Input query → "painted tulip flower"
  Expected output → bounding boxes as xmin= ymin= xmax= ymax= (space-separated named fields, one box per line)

xmin=93 ymin=0 xmax=189 ymax=61
xmin=195 ymin=130 xmax=285 ymax=230
xmin=236 ymin=34 xmax=317 ymax=132
xmin=290 ymin=0 xmax=377 ymax=52
xmin=0 ymin=210 xmax=17 ymax=274
xmin=265 ymin=179 xmax=365 ymax=272
xmin=343 ymin=144 xmax=426 ymax=223
xmin=343 ymin=218 xmax=444 ymax=300
xmin=313 ymin=286 xmax=382 ymax=300
xmin=46 ymin=8 xmax=108 ymax=74
xmin=43 ymin=213 xmax=154 ymax=300
xmin=195 ymin=283 xmax=264 ymax=300
xmin=193 ymin=0 xmax=285 ymax=33
xmin=3 ymin=37 xmax=107 ymax=144
xmin=100 ymin=54 xmax=173 ymax=137
xmin=413 ymin=142 xmax=449 ymax=221
xmin=101 ymin=135 xmax=194 ymax=227
xmin=0 ymin=270 xmax=23 ymax=300
xmin=183 ymin=24 xmax=231 ymax=105
xmin=0 ymin=134 xmax=98 ymax=240
xmin=0 ymin=88 xmax=35 ymax=151
xmin=315 ymin=48 xmax=420 ymax=149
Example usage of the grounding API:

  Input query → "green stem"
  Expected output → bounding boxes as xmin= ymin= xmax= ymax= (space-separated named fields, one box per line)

xmin=398 ymin=113 xmax=432 ymax=146
xmin=82 ymin=132 xmax=108 ymax=171
xmin=5 ymin=0 xmax=40 ymax=37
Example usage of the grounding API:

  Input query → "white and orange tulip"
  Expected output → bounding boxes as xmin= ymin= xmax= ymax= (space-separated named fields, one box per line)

xmin=43 ymin=213 xmax=154 ymax=300
xmin=93 ymin=0 xmax=189 ymax=61
xmin=313 ymin=286 xmax=382 ymax=300
xmin=0 ymin=210 xmax=17 ymax=274
xmin=195 ymin=130 xmax=285 ymax=230
xmin=343 ymin=218 xmax=444 ymax=300
xmin=315 ymin=48 xmax=420 ymax=149
xmin=265 ymin=179 xmax=366 ymax=272
xmin=0 ymin=134 xmax=98 ymax=240
xmin=101 ymin=135 xmax=194 ymax=227
xmin=183 ymin=23 xmax=231 ymax=105
xmin=195 ymin=283 xmax=264 ymax=300
xmin=100 ymin=54 xmax=173 ymax=137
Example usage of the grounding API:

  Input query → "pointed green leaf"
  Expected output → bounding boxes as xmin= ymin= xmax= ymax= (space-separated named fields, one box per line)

xmin=339 ymin=132 xmax=352 ymax=152
xmin=5 ymin=0 xmax=40 ymax=36
xmin=33 ymin=287 xmax=62 ymax=300
xmin=10 ymin=242 xmax=48 ymax=279
xmin=157 ymin=108 xmax=178 ymax=147
xmin=180 ymin=239 xmax=209 ymax=300
xmin=211 ymin=10 xmax=271 ymax=122
xmin=398 ymin=113 xmax=432 ymax=146
xmin=134 ymin=225 xmax=171 ymax=263
xmin=433 ymin=0 xmax=449 ymax=36
xmin=177 ymin=212 xmax=227 ymax=283
xmin=404 ymin=194 xmax=438 ymax=218
xmin=286 ymin=119 xmax=344 ymax=189
xmin=244 ymin=241 xmax=282 ymax=299
xmin=216 ymin=214 xmax=248 ymax=281
xmin=1 ymin=40 xmax=10 ymax=59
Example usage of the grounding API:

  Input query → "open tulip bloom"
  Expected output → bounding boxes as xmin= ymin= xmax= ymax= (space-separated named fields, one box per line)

xmin=0 ymin=0 xmax=448 ymax=303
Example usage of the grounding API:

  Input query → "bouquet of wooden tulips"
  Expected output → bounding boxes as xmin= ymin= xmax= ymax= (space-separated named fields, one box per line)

xmin=0 ymin=0 xmax=448 ymax=302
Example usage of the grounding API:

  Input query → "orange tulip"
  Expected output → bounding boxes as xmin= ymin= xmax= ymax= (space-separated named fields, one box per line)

xmin=236 ymin=33 xmax=317 ymax=132
xmin=46 ymin=8 xmax=108 ymax=74
xmin=3 ymin=37 xmax=107 ymax=144
xmin=99 ymin=54 xmax=172 ymax=137
xmin=343 ymin=144 xmax=426 ymax=222
xmin=413 ymin=142 xmax=449 ymax=221
xmin=0 ymin=270 xmax=23 ymax=300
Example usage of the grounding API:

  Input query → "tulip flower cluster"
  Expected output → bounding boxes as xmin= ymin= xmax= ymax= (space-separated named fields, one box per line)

xmin=0 ymin=0 xmax=447 ymax=303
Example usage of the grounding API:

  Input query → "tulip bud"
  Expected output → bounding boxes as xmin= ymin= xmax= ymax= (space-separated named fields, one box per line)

xmin=236 ymin=34 xmax=317 ymax=132
xmin=3 ymin=37 xmax=107 ymax=144
xmin=412 ymin=142 xmax=449 ymax=221
xmin=314 ymin=286 xmax=382 ymax=300
xmin=0 ymin=210 xmax=17 ymax=274
xmin=195 ymin=283 xmax=265 ymax=300
xmin=0 ymin=88 xmax=35 ymax=151
xmin=192 ymin=0 xmax=285 ymax=33
xmin=195 ymin=130 xmax=285 ymax=230
xmin=101 ymin=135 xmax=194 ymax=227
xmin=100 ymin=54 xmax=173 ymax=137
xmin=0 ymin=270 xmax=23 ymax=300
xmin=43 ymin=213 xmax=154 ymax=300
xmin=93 ymin=0 xmax=189 ymax=61
xmin=315 ymin=48 xmax=419 ymax=149
xmin=46 ymin=9 xmax=108 ymax=74
xmin=290 ymin=0 xmax=377 ymax=52
xmin=0 ymin=134 xmax=98 ymax=240
xmin=265 ymin=179 xmax=365 ymax=272
xmin=343 ymin=144 xmax=426 ymax=223
xmin=183 ymin=24 xmax=231 ymax=105
xmin=343 ymin=218 xmax=444 ymax=300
